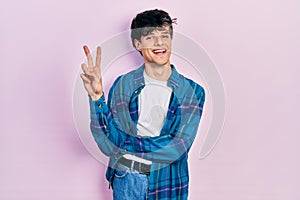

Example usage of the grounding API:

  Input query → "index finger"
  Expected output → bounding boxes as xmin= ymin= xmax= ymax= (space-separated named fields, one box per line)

xmin=83 ymin=45 xmax=90 ymax=55
xmin=83 ymin=45 xmax=93 ymax=67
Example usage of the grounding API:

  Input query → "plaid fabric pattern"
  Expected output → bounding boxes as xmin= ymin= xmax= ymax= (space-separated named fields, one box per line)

xmin=89 ymin=64 xmax=205 ymax=200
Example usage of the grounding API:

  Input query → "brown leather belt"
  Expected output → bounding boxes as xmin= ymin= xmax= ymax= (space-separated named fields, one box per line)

xmin=117 ymin=157 xmax=151 ymax=175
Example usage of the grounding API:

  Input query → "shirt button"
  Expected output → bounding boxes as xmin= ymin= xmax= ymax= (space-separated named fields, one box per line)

xmin=134 ymin=90 xmax=138 ymax=94
xmin=98 ymin=104 xmax=102 ymax=108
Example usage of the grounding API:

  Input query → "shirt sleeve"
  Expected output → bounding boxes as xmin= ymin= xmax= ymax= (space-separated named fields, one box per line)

xmin=89 ymin=84 xmax=129 ymax=157
xmin=123 ymin=84 xmax=205 ymax=164
xmin=89 ymin=74 xmax=206 ymax=164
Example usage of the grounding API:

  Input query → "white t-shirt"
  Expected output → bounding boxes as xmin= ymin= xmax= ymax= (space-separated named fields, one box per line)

xmin=123 ymin=70 xmax=172 ymax=165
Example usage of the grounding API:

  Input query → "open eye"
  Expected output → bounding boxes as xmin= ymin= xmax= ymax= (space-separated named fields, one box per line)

xmin=162 ymin=35 xmax=170 ymax=39
xmin=145 ymin=36 xmax=154 ymax=40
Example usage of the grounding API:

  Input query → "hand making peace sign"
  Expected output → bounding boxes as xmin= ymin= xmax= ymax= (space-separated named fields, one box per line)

xmin=80 ymin=46 xmax=103 ymax=100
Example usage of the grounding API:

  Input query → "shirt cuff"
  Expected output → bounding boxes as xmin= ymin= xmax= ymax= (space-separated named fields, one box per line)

xmin=89 ymin=93 xmax=106 ymax=115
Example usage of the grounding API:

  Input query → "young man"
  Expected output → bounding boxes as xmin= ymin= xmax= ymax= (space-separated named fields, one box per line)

xmin=80 ymin=9 xmax=205 ymax=200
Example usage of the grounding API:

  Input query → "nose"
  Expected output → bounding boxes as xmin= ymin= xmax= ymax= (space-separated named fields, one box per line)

xmin=154 ymin=36 xmax=163 ymax=46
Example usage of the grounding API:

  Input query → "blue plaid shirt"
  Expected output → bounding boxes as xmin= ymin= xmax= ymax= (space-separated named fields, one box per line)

xmin=89 ymin=64 xmax=205 ymax=200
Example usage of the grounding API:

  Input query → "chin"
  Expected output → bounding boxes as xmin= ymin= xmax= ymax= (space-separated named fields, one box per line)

xmin=152 ymin=58 xmax=170 ymax=66
xmin=153 ymin=61 xmax=170 ymax=67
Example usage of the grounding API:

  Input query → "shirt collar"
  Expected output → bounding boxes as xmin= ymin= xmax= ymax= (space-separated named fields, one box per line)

xmin=133 ymin=64 xmax=181 ymax=91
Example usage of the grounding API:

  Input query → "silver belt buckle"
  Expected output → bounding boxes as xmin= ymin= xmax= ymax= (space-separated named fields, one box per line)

xmin=130 ymin=160 xmax=135 ymax=172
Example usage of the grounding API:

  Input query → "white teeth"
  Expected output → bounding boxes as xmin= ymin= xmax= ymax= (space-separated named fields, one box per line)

xmin=153 ymin=49 xmax=166 ymax=53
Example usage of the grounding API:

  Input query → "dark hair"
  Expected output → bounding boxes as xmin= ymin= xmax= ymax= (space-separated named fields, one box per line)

xmin=130 ymin=9 xmax=175 ymax=49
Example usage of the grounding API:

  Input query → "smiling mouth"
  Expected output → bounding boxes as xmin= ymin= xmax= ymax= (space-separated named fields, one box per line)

xmin=152 ymin=49 xmax=167 ymax=55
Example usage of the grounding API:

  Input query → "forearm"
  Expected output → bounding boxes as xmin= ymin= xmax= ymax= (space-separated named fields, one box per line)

xmin=89 ymin=95 xmax=128 ymax=156
xmin=123 ymin=88 xmax=205 ymax=163
xmin=124 ymin=115 xmax=201 ymax=163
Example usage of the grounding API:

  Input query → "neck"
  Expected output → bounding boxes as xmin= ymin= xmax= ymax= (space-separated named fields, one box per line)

xmin=144 ymin=63 xmax=172 ymax=81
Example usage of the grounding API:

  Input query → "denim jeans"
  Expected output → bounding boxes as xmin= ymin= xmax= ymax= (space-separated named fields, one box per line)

xmin=113 ymin=163 xmax=149 ymax=200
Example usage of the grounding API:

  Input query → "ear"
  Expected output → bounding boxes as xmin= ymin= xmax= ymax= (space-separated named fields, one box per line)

xmin=134 ymin=39 xmax=141 ymax=51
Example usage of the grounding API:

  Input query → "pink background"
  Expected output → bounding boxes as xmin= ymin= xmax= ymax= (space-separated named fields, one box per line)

xmin=1 ymin=0 xmax=300 ymax=199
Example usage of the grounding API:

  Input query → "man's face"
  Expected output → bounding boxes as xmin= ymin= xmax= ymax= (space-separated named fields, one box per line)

xmin=134 ymin=25 xmax=172 ymax=67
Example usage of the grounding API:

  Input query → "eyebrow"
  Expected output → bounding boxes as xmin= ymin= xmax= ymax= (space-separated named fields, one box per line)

xmin=146 ymin=31 xmax=170 ymax=36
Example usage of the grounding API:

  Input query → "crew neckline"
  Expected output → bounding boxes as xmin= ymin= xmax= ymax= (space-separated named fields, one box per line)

xmin=143 ymin=70 xmax=168 ymax=84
